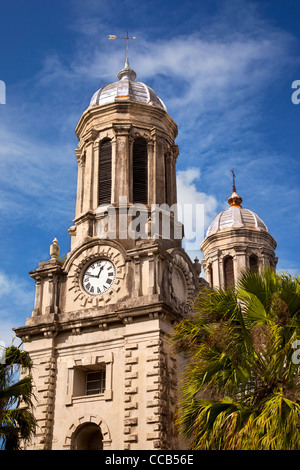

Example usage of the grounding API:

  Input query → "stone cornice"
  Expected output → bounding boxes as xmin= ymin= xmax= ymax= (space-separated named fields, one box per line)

xmin=75 ymin=101 xmax=178 ymax=143
xmin=29 ymin=259 xmax=64 ymax=280
xmin=201 ymin=227 xmax=277 ymax=252
xmin=13 ymin=300 xmax=183 ymax=342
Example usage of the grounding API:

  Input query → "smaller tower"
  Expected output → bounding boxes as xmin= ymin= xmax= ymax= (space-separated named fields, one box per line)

xmin=201 ymin=172 xmax=277 ymax=288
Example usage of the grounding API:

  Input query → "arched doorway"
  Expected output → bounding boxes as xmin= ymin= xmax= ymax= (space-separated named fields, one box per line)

xmin=72 ymin=423 xmax=103 ymax=450
xmin=65 ymin=415 xmax=112 ymax=450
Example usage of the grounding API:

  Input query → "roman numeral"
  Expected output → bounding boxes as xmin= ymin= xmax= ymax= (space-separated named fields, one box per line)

xmin=106 ymin=278 xmax=112 ymax=285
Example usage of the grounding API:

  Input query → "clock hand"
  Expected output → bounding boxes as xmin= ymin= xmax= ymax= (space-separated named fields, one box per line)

xmin=96 ymin=264 xmax=106 ymax=278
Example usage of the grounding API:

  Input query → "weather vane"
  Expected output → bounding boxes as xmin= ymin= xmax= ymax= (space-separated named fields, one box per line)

xmin=231 ymin=168 xmax=236 ymax=191
xmin=109 ymin=32 xmax=136 ymax=67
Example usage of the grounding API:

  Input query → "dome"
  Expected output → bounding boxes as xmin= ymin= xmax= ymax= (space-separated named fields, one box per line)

xmin=206 ymin=206 xmax=268 ymax=236
xmin=90 ymin=63 xmax=167 ymax=111
xmin=206 ymin=181 xmax=268 ymax=236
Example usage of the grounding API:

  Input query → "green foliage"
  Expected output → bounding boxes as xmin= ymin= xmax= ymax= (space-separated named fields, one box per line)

xmin=173 ymin=269 xmax=300 ymax=449
xmin=0 ymin=344 xmax=36 ymax=450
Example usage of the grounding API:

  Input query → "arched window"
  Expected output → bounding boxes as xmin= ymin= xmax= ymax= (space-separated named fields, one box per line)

xmin=98 ymin=139 xmax=112 ymax=205
xmin=209 ymin=264 xmax=213 ymax=288
xmin=249 ymin=254 xmax=259 ymax=273
xmin=133 ymin=138 xmax=148 ymax=204
xmin=224 ymin=256 xmax=234 ymax=289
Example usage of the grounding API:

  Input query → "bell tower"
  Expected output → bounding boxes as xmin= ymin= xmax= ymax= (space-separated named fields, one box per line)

xmin=201 ymin=171 xmax=277 ymax=289
xmin=14 ymin=50 xmax=201 ymax=450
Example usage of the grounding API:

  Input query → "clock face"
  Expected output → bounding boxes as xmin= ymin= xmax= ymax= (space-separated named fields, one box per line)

xmin=171 ymin=267 xmax=187 ymax=303
xmin=82 ymin=259 xmax=116 ymax=296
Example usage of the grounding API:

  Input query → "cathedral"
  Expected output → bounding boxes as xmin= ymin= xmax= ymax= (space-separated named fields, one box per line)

xmin=14 ymin=45 xmax=277 ymax=450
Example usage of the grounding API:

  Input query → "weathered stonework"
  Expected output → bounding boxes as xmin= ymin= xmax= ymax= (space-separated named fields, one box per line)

xmin=201 ymin=190 xmax=277 ymax=288
xmin=14 ymin=64 xmax=203 ymax=450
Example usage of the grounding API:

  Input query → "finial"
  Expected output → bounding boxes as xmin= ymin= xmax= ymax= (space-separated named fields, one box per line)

xmin=109 ymin=32 xmax=137 ymax=81
xmin=228 ymin=169 xmax=243 ymax=207
xmin=50 ymin=237 xmax=60 ymax=259
xmin=193 ymin=256 xmax=202 ymax=275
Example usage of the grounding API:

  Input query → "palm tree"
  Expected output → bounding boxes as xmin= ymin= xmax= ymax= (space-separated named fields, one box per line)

xmin=0 ymin=344 xmax=36 ymax=450
xmin=173 ymin=269 xmax=300 ymax=450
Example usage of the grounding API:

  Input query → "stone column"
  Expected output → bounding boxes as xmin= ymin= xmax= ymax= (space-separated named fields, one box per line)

xmin=218 ymin=256 xmax=225 ymax=288
xmin=148 ymin=252 xmax=156 ymax=295
xmin=45 ymin=274 xmax=54 ymax=315
xmin=92 ymin=140 xmax=100 ymax=210
xmin=133 ymin=255 xmax=141 ymax=297
xmin=32 ymin=276 xmax=42 ymax=317
xmin=164 ymin=153 xmax=171 ymax=206
xmin=170 ymin=145 xmax=179 ymax=206
xmin=234 ymin=248 xmax=247 ymax=283
xmin=147 ymin=137 xmax=155 ymax=206
xmin=82 ymin=129 xmax=98 ymax=213
xmin=74 ymin=149 xmax=85 ymax=219
xmin=113 ymin=124 xmax=131 ymax=203
xmin=111 ymin=136 xmax=117 ymax=204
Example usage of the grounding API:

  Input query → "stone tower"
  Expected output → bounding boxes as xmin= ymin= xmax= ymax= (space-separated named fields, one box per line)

xmin=201 ymin=176 xmax=277 ymax=289
xmin=14 ymin=57 xmax=201 ymax=450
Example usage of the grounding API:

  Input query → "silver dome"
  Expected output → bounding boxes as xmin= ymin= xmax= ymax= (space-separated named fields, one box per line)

xmin=90 ymin=64 xmax=167 ymax=111
xmin=206 ymin=205 xmax=268 ymax=236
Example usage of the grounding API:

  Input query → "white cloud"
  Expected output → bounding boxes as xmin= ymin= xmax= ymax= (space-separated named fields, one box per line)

xmin=0 ymin=319 xmax=22 ymax=348
xmin=0 ymin=271 xmax=34 ymax=308
xmin=177 ymin=167 xmax=218 ymax=227
xmin=176 ymin=167 xmax=218 ymax=259
xmin=0 ymin=271 xmax=34 ymax=346
xmin=0 ymin=0 xmax=298 ymax=279
xmin=0 ymin=123 xmax=76 ymax=228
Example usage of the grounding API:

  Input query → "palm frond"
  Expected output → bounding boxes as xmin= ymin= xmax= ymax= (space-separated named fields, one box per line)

xmin=173 ymin=269 xmax=300 ymax=450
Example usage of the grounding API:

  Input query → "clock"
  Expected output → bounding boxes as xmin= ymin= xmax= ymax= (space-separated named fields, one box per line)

xmin=167 ymin=250 xmax=197 ymax=316
xmin=82 ymin=259 xmax=116 ymax=296
xmin=171 ymin=266 xmax=187 ymax=303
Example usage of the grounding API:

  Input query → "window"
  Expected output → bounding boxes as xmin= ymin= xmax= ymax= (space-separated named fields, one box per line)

xmin=249 ymin=254 xmax=259 ymax=273
xmin=86 ymin=370 xmax=106 ymax=396
xmin=224 ymin=256 xmax=234 ymax=289
xmin=99 ymin=139 xmax=112 ymax=205
xmin=209 ymin=264 xmax=213 ymax=288
xmin=66 ymin=353 xmax=113 ymax=406
xmin=133 ymin=138 xmax=148 ymax=204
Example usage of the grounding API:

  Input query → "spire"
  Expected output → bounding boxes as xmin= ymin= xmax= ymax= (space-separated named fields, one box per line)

xmin=228 ymin=169 xmax=243 ymax=207
xmin=109 ymin=32 xmax=137 ymax=81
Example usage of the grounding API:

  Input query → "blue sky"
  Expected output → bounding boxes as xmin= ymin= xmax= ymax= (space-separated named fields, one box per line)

xmin=0 ymin=0 xmax=300 ymax=345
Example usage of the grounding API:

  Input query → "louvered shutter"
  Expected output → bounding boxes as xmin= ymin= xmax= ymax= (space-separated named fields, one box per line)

xmin=224 ymin=256 xmax=234 ymax=288
xmin=133 ymin=138 xmax=148 ymax=204
xmin=99 ymin=140 xmax=112 ymax=205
